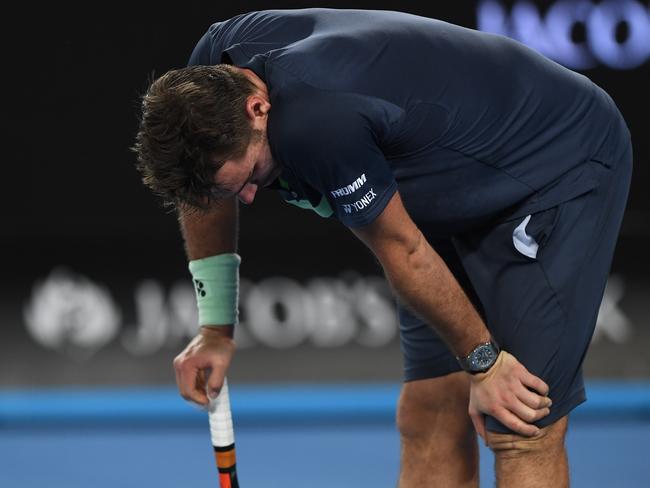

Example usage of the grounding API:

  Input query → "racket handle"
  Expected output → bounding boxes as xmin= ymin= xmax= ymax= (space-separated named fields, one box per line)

xmin=209 ymin=379 xmax=239 ymax=488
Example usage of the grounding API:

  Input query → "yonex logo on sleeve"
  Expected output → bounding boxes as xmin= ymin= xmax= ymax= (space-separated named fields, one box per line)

xmin=330 ymin=174 xmax=367 ymax=198
xmin=342 ymin=188 xmax=377 ymax=214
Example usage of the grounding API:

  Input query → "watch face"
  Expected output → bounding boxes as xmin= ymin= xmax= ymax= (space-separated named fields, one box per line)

xmin=471 ymin=344 xmax=497 ymax=370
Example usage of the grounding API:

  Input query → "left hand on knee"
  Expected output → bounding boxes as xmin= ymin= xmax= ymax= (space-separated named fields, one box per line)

xmin=468 ymin=351 xmax=552 ymax=441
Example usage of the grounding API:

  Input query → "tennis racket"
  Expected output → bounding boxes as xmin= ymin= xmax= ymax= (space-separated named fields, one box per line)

xmin=208 ymin=378 xmax=239 ymax=488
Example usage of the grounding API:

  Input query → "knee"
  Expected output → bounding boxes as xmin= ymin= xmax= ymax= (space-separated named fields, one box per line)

xmin=486 ymin=417 xmax=568 ymax=459
xmin=397 ymin=373 xmax=471 ymax=440
xmin=396 ymin=389 xmax=432 ymax=440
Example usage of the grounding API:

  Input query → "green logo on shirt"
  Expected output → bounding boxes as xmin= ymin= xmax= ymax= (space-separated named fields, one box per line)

xmin=278 ymin=178 xmax=333 ymax=218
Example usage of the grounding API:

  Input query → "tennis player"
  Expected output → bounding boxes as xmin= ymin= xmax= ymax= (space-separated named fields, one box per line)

xmin=133 ymin=9 xmax=632 ymax=487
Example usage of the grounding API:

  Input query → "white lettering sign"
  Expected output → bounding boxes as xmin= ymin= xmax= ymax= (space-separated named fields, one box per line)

xmin=23 ymin=269 xmax=399 ymax=355
xmin=23 ymin=268 xmax=121 ymax=354
xmin=477 ymin=0 xmax=650 ymax=70
xmin=23 ymin=268 xmax=630 ymax=356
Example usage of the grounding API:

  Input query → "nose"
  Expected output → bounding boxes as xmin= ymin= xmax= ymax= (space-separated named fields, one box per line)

xmin=237 ymin=182 xmax=258 ymax=205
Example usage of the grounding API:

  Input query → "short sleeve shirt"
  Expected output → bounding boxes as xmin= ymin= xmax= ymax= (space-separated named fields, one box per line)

xmin=188 ymin=9 xmax=624 ymax=234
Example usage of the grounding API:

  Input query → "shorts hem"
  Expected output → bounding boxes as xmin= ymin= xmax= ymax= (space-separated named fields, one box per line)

xmin=486 ymin=387 xmax=587 ymax=434
xmin=403 ymin=358 xmax=462 ymax=383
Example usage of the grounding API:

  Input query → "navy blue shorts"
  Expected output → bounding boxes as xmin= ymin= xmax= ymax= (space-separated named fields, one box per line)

xmin=399 ymin=137 xmax=633 ymax=434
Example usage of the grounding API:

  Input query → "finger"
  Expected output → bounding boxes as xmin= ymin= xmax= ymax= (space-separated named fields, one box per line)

xmin=195 ymin=369 xmax=207 ymax=397
xmin=516 ymin=385 xmax=553 ymax=411
xmin=173 ymin=357 xmax=183 ymax=392
xmin=206 ymin=366 xmax=226 ymax=399
xmin=469 ymin=411 xmax=487 ymax=445
xmin=508 ymin=397 xmax=551 ymax=424
xmin=173 ymin=356 xmax=193 ymax=401
xmin=493 ymin=407 xmax=540 ymax=437
xmin=178 ymin=362 xmax=209 ymax=406
xmin=520 ymin=371 xmax=550 ymax=396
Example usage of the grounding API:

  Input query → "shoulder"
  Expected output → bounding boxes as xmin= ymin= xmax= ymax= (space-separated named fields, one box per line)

xmin=186 ymin=12 xmax=272 ymax=66
xmin=267 ymin=72 xmax=403 ymax=148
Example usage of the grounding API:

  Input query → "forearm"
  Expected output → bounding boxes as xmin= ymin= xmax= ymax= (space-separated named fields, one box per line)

xmin=178 ymin=198 xmax=239 ymax=259
xmin=382 ymin=231 xmax=490 ymax=358
xmin=178 ymin=198 xmax=239 ymax=336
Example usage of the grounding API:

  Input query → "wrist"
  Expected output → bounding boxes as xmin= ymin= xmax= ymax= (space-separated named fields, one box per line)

xmin=458 ymin=331 xmax=493 ymax=358
xmin=456 ymin=338 xmax=500 ymax=374
xmin=189 ymin=253 xmax=241 ymax=326
xmin=200 ymin=324 xmax=235 ymax=340
xmin=470 ymin=350 xmax=507 ymax=382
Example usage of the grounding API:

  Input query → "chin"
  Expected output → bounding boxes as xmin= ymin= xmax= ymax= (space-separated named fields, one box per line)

xmin=262 ymin=162 xmax=280 ymax=187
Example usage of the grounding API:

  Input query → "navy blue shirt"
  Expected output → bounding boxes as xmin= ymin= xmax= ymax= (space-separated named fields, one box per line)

xmin=188 ymin=8 xmax=628 ymax=234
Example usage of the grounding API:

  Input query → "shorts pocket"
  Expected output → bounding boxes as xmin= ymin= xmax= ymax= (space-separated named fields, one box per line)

xmin=511 ymin=206 xmax=561 ymax=260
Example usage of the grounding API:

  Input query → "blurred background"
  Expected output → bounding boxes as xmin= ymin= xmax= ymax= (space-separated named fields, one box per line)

xmin=2 ymin=1 xmax=649 ymax=487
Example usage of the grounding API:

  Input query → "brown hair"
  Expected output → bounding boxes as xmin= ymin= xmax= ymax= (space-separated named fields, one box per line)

xmin=132 ymin=64 xmax=256 ymax=209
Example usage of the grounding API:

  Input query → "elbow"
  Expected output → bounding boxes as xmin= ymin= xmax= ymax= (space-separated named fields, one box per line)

xmin=405 ymin=230 xmax=424 ymax=258
xmin=403 ymin=230 xmax=428 ymax=271
xmin=379 ymin=229 xmax=428 ymax=274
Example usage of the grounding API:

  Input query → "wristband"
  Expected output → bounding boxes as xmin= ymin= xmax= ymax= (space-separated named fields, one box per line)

xmin=188 ymin=253 xmax=241 ymax=326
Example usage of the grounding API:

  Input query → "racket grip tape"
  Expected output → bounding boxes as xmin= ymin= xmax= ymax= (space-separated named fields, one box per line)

xmin=209 ymin=379 xmax=239 ymax=487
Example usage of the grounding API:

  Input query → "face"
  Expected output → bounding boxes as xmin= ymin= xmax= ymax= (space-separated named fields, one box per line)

xmin=211 ymin=72 xmax=280 ymax=205
xmin=212 ymin=132 xmax=281 ymax=204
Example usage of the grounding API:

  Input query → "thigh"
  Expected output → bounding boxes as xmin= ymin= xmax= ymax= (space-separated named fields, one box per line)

xmin=454 ymin=154 xmax=632 ymax=433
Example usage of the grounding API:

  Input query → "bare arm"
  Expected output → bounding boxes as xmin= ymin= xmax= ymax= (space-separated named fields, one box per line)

xmin=352 ymin=192 xmax=551 ymax=437
xmin=351 ymin=193 xmax=489 ymax=358
xmin=178 ymin=198 xmax=238 ymax=260
xmin=173 ymin=197 xmax=239 ymax=406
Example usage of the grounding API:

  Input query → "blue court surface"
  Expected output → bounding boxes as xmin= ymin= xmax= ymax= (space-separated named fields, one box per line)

xmin=1 ymin=382 xmax=649 ymax=487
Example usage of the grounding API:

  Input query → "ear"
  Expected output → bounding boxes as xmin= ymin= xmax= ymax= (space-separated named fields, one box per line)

xmin=245 ymin=94 xmax=271 ymax=120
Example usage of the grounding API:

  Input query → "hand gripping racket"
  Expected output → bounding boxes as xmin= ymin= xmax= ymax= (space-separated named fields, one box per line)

xmin=208 ymin=378 xmax=239 ymax=488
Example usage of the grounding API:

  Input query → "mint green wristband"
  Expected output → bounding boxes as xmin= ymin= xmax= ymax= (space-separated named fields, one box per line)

xmin=188 ymin=253 xmax=241 ymax=326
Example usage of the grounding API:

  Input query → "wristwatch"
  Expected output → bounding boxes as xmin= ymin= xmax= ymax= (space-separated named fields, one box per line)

xmin=457 ymin=340 xmax=500 ymax=374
